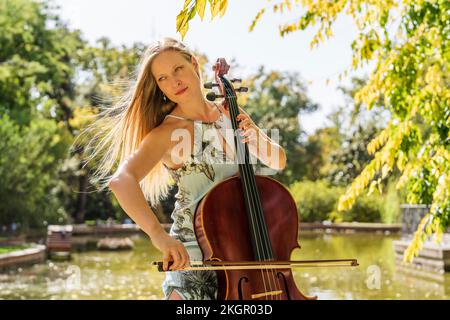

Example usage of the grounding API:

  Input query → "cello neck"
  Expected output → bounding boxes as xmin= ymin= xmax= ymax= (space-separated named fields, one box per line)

xmin=220 ymin=75 xmax=274 ymax=261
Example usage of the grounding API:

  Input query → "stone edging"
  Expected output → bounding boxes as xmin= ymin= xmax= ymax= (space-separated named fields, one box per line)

xmin=0 ymin=244 xmax=46 ymax=269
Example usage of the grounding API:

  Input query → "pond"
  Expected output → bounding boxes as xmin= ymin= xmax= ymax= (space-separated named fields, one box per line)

xmin=0 ymin=232 xmax=449 ymax=299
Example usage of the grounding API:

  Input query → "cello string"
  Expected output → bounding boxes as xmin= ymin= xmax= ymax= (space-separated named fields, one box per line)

xmin=244 ymin=156 xmax=282 ymax=300
xmin=228 ymin=89 xmax=282 ymax=300
xmin=224 ymin=82 xmax=270 ymax=298
xmin=227 ymin=83 xmax=281 ymax=300
xmin=225 ymin=85 xmax=270 ymax=298
xmin=225 ymin=82 xmax=279 ymax=299
xmin=240 ymin=131 xmax=281 ymax=300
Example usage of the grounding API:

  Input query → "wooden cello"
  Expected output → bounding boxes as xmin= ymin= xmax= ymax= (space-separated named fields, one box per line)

xmin=153 ymin=67 xmax=358 ymax=300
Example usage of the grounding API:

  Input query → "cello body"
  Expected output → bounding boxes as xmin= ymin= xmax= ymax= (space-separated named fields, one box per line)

xmin=194 ymin=174 xmax=317 ymax=300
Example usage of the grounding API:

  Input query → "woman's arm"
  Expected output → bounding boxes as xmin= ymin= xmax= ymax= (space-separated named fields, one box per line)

xmin=108 ymin=125 xmax=190 ymax=271
xmin=108 ymin=172 xmax=164 ymax=238
xmin=108 ymin=125 xmax=170 ymax=237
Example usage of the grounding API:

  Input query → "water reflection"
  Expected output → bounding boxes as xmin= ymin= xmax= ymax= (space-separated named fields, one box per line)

xmin=0 ymin=234 xmax=165 ymax=299
xmin=293 ymin=232 xmax=450 ymax=299
xmin=0 ymin=232 xmax=449 ymax=299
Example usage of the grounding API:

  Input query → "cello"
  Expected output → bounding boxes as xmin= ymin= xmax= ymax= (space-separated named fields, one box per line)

xmin=153 ymin=66 xmax=358 ymax=300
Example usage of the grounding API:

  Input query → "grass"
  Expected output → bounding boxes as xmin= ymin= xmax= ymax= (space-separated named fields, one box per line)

xmin=0 ymin=244 xmax=32 ymax=254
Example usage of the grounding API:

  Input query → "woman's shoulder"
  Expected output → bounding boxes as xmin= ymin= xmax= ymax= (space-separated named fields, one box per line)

xmin=155 ymin=117 xmax=195 ymax=169
xmin=157 ymin=115 xmax=192 ymax=136
xmin=148 ymin=118 xmax=193 ymax=152
xmin=140 ymin=120 xmax=178 ymax=148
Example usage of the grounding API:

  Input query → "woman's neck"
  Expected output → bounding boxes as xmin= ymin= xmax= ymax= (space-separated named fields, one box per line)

xmin=174 ymin=98 xmax=218 ymax=122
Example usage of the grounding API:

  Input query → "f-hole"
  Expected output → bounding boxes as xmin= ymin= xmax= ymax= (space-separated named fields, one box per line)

xmin=238 ymin=277 xmax=249 ymax=300
xmin=277 ymin=272 xmax=291 ymax=300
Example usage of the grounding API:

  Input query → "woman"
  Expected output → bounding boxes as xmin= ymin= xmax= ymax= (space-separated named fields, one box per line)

xmin=82 ymin=37 xmax=286 ymax=300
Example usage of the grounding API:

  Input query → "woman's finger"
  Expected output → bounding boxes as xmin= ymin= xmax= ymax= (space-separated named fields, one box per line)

xmin=181 ymin=248 xmax=190 ymax=269
xmin=240 ymin=128 xmax=255 ymax=137
xmin=236 ymin=114 xmax=249 ymax=124
xmin=241 ymin=128 xmax=258 ymax=143
xmin=184 ymin=247 xmax=190 ymax=266
xmin=162 ymin=252 xmax=171 ymax=271
xmin=169 ymin=249 xmax=182 ymax=270
xmin=242 ymin=131 xmax=255 ymax=139
xmin=239 ymin=119 xmax=252 ymax=131
xmin=176 ymin=246 xmax=186 ymax=270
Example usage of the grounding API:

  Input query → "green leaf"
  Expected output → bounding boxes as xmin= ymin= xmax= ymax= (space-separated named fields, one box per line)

xmin=176 ymin=5 xmax=196 ymax=39
xmin=188 ymin=4 xmax=197 ymax=20
xmin=219 ymin=0 xmax=228 ymax=17
xmin=210 ymin=0 xmax=221 ymax=18
xmin=179 ymin=21 xmax=189 ymax=40
xmin=249 ymin=8 xmax=265 ymax=32
xmin=176 ymin=9 xmax=188 ymax=33
xmin=196 ymin=0 xmax=207 ymax=21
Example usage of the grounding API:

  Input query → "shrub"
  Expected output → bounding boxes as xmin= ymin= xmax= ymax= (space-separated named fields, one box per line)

xmin=289 ymin=179 xmax=394 ymax=223
xmin=289 ymin=180 xmax=341 ymax=223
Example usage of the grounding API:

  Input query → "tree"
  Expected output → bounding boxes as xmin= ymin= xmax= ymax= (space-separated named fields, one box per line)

xmin=241 ymin=66 xmax=318 ymax=185
xmin=325 ymin=78 xmax=387 ymax=186
xmin=303 ymin=108 xmax=345 ymax=181
xmin=71 ymin=38 xmax=147 ymax=223
xmin=0 ymin=0 xmax=84 ymax=125
xmin=0 ymin=0 xmax=83 ymax=229
xmin=0 ymin=114 xmax=68 ymax=231
xmin=176 ymin=0 xmax=450 ymax=262
xmin=327 ymin=122 xmax=379 ymax=186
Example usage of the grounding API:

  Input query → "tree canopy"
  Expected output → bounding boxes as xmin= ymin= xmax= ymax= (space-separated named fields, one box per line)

xmin=176 ymin=0 xmax=450 ymax=262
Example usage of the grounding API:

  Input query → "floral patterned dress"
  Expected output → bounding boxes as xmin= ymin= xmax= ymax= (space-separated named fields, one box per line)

xmin=161 ymin=104 xmax=239 ymax=300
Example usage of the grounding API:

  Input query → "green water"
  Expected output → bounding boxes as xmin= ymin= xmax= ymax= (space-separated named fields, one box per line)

xmin=0 ymin=232 xmax=449 ymax=300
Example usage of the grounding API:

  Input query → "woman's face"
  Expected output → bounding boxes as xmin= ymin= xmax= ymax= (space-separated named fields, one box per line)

xmin=151 ymin=50 xmax=201 ymax=103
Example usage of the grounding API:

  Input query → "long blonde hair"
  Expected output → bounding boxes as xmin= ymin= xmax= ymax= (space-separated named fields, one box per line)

xmin=77 ymin=37 xmax=202 ymax=206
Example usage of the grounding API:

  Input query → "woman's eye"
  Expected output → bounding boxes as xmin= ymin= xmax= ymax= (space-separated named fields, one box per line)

xmin=158 ymin=66 xmax=182 ymax=81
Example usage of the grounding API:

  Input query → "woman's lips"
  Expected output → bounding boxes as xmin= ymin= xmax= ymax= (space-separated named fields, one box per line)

xmin=175 ymin=87 xmax=188 ymax=95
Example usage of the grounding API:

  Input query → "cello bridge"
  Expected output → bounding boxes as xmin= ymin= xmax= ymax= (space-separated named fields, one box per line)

xmin=251 ymin=290 xmax=283 ymax=299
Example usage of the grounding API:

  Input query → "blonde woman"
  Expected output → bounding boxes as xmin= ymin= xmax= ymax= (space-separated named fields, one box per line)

xmin=83 ymin=37 xmax=286 ymax=300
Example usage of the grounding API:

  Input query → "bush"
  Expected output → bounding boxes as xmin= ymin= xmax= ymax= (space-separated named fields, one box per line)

xmin=289 ymin=180 xmax=341 ymax=222
xmin=0 ymin=114 xmax=69 ymax=230
xmin=380 ymin=178 xmax=403 ymax=224
xmin=331 ymin=193 xmax=382 ymax=223
xmin=289 ymin=179 xmax=395 ymax=223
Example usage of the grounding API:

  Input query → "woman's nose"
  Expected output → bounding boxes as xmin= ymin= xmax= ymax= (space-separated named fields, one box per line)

xmin=172 ymin=79 xmax=182 ymax=88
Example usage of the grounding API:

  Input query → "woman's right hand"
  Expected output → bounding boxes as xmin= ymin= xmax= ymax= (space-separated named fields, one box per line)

xmin=150 ymin=229 xmax=190 ymax=271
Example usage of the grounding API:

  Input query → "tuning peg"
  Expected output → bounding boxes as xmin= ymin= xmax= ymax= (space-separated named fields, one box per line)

xmin=230 ymin=78 xmax=242 ymax=83
xmin=235 ymin=87 xmax=248 ymax=93
xmin=204 ymin=82 xmax=219 ymax=89
xmin=206 ymin=92 xmax=224 ymax=101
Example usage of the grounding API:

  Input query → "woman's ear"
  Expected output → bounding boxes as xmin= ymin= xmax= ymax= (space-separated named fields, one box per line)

xmin=191 ymin=55 xmax=202 ymax=80
xmin=191 ymin=55 xmax=199 ymax=68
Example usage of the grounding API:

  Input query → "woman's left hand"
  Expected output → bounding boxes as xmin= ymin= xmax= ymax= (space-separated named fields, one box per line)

xmin=236 ymin=113 xmax=259 ymax=145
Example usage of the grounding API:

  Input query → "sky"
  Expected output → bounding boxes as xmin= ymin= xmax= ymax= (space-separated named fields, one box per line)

xmin=51 ymin=0 xmax=373 ymax=135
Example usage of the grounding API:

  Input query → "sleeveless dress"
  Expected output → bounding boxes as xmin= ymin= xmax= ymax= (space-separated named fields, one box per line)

xmin=161 ymin=103 xmax=240 ymax=300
